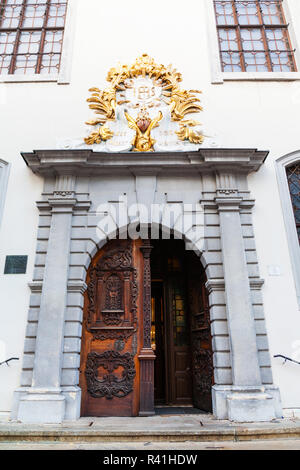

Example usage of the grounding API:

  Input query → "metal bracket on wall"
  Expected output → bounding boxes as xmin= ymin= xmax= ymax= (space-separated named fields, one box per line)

xmin=0 ymin=357 xmax=19 ymax=367
xmin=274 ymin=354 xmax=300 ymax=366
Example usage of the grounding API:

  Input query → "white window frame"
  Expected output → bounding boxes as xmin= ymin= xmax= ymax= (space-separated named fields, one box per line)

xmin=276 ymin=150 xmax=300 ymax=308
xmin=0 ymin=158 xmax=10 ymax=229
xmin=206 ymin=0 xmax=300 ymax=83
xmin=0 ymin=0 xmax=78 ymax=85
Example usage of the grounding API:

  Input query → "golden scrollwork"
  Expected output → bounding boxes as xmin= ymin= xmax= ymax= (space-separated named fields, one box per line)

xmin=84 ymin=125 xmax=114 ymax=145
xmin=176 ymin=120 xmax=204 ymax=144
xmin=84 ymin=54 xmax=204 ymax=150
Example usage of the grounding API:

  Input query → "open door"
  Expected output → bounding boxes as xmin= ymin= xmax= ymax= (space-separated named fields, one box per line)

xmin=187 ymin=252 xmax=213 ymax=412
xmin=79 ymin=239 xmax=143 ymax=417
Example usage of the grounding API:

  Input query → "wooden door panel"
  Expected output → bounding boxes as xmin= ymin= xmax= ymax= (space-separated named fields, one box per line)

xmin=187 ymin=252 xmax=213 ymax=412
xmin=175 ymin=350 xmax=189 ymax=371
xmin=79 ymin=239 xmax=143 ymax=417
xmin=166 ymin=274 xmax=193 ymax=405
xmin=174 ymin=351 xmax=192 ymax=403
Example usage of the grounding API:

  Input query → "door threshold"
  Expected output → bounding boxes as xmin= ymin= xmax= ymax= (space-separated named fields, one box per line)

xmin=154 ymin=406 xmax=207 ymax=415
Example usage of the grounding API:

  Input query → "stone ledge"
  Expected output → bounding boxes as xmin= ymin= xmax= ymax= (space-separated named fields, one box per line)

xmin=1 ymin=416 xmax=300 ymax=442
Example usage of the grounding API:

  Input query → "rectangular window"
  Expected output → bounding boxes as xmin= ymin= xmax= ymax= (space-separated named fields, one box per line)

xmin=0 ymin=0 xmax=68 ymax=75
xmin=4 ymin=255 xmax=28 ymax=274
xmin=214 ymin=0 xmax=297 ymax=72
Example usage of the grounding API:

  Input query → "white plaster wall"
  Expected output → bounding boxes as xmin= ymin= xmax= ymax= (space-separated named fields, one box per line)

xmin=0 ymin=0 xmax=300 ymax=413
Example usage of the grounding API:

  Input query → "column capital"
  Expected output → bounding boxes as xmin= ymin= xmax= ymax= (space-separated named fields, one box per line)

xmin=37 ymin=194 xmax=91 ymax=214
xmin=140 ymin=239 xmax=153 ymax=258
xmin=215 ymin=196 xmax=243 ymax=212
xmin=48 ymin=195 xmax=77 ymax=212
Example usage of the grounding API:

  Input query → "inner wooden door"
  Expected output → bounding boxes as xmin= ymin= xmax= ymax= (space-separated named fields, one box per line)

xmin=151 ymin=239 xmax=192 ymax=406
xmin=151 ymin=239 xmax=213 ymax=410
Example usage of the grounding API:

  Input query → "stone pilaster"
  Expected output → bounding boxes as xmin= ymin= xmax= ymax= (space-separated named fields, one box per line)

xmin=17 ymin=176 xmax=77 ymax=424
xmin=212 ymin=178 xmax=276 ymax=422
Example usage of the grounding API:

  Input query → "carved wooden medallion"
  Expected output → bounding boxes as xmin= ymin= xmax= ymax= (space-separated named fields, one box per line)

xmin=85 ymin=351 xmax=136 ymax=399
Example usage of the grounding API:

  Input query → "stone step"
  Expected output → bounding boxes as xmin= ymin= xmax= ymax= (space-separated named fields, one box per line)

xmin=1 ymin=424 xmax=300 ymax=443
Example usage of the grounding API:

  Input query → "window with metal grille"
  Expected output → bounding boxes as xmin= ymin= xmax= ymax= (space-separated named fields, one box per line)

xmin=214 ymin=0 xmax=297 ymax=72
xmin=286 ymin=163 xmax=300 ymax=244
xmin=0 ymin=0 xmax=68 ymax=75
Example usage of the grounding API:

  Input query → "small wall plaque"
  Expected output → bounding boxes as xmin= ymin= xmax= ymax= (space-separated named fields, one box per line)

xmin=4 ymin=256 xmax=28 ymax=274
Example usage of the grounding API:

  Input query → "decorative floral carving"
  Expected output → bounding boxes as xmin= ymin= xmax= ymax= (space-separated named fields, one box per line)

xmin=100 ymin=248 xmax=132 ymax=270
xmin=140 ymin=242 xmax=152 ymax=349
xmin=192 ymin=343 xmax=213 ymax=395
xmin=86 ymin=243 xmax=138 ymax=341
xmin=92 ymin=329 xmax=135 ymax=341
xmin=102 ymin=310 xmax=124 ymax=326
xmin=104 ymin=274 xmax=123 ymax=310
xmin=87 ymin=267 xmax=97 ymax=323
xmin=85 ymin=351 xmax=136 ymax=399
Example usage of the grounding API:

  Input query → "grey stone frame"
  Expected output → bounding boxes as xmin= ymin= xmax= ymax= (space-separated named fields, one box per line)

xmin=276 ymin=150 xmax=300 ymax=308
xmin=12 ymin=149 xmax=282 ymax=423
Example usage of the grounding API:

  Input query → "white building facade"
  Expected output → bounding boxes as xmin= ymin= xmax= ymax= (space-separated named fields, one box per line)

xmin=1 ymin=0 xmax=300 ymax=423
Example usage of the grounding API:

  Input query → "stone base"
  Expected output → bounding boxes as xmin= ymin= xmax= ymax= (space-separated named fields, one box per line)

xmin=18 ymin=392 xmax=65 ymax=424
xmin=61 ymin=386 xmax=81 ymax=420
xmin=10 ymin=387 xmax=29 ymax=421
xmin=227 ymin=392 xmax=275 ymax=422
xmin=212 ymin=385 xmax=282 ymax=422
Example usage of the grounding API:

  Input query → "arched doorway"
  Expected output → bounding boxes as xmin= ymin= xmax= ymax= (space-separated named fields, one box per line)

xmin=79 ymin=237 xmax=213 ymax=417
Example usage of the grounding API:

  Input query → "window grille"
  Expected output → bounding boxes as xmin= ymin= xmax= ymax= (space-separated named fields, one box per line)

xmin=0 ymin=0 xmax=68 ymax=75
xmin=214 ymin=1 xmax=297 ymax=72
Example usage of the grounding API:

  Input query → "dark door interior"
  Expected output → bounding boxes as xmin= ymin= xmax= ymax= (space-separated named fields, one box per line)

xmin=151 ymin=238 xmax=213 ymax=410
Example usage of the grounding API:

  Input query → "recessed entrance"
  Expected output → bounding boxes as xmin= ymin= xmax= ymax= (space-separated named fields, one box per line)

xmin=79 ymin=237 xmax=213 ymax=417
xmin=151 ymin=239 xmax=213 ymax=411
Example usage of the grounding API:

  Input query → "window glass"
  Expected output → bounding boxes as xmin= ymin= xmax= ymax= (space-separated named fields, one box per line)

xmin=286 ymin=164 xmax=300 ymax=243
xmin=214 ymin=1 xmax=297 ymax=72
xmin=0 ymin=0 xmax=68 ymax=75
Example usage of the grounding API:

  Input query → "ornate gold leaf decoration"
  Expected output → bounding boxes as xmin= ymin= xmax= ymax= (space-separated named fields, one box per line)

xmin=84 ymin=54 xmax=204 ymax=150
xmin=84 ymin=125 xmax=114 ymax=145
xmin=125 ymin=107 xmax=162 ymax=152
xmin=176 ymin=120 xmax=204 ymax=145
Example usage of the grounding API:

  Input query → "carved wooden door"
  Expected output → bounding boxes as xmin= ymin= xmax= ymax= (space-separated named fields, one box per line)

xmin=79 ymin=239 xmax=143 ymax=417
xmin=165 ymin=276 xmax=193 ymax=405
xmin=187 ymin=252 xmax=213 ymax=412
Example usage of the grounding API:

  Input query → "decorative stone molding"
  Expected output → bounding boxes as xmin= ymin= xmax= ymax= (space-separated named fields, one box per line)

xmin=21 ymin=149 xmax=268 ymax=177
xmin=67 ymin=280 xmax=87 ymax=294
xmin=28 ymin=281 xmax=43 ymax=294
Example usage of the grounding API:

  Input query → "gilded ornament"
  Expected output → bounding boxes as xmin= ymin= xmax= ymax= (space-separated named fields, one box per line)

xmin=125 ymin=107 xmax=162 ymax=152
xmin=84 ymin=54 xmax=205 ymax=150
xmin=84 ymin=125 xmax=114 ymax=145
xmin=176 ymin=120 xmax=204 ymax=144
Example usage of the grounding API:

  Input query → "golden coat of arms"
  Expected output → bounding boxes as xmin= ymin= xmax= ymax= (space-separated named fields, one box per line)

xmin=84 ymin=54 xmax=205 ymax=152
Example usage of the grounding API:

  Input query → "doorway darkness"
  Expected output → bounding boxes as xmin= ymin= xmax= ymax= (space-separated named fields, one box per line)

xmin=150 ymin=238 xmax=213 ymax=411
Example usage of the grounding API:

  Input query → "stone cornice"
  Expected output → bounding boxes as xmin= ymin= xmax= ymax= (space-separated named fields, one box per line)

xmin=21 ymin=148 xmax=268 ymax=177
